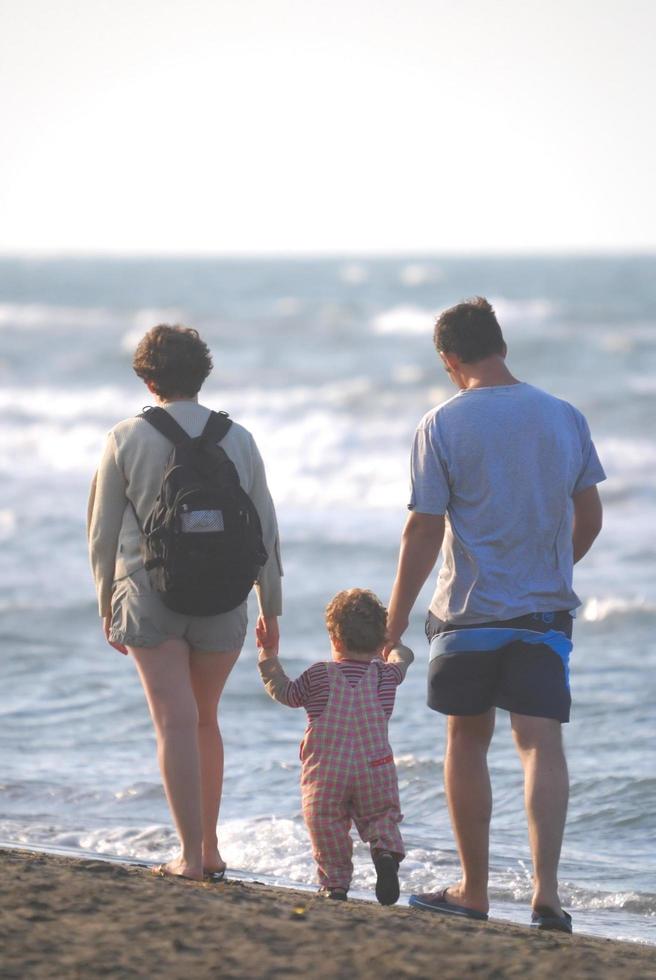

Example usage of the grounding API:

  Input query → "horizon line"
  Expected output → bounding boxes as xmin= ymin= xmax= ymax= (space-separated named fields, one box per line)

xmin=1 ymin=247 xmax=655 ymax=262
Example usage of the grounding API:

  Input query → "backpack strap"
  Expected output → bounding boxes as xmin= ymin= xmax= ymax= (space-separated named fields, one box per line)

xmin=138 ymin=406 xmax=190 ymax=445
xmin=201 ymin=410 xmax=233 ymax=445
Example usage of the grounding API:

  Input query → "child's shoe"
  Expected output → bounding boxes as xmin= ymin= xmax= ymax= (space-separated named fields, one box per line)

xmin=318 ymin=886 xmax=348 ymax=901
xmin=373 ymin=851 xmax=400 ymax=906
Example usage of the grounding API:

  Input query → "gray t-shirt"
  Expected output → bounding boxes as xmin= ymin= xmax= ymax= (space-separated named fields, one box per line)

xmin=409 ymin=382 xmax=606 ymax=624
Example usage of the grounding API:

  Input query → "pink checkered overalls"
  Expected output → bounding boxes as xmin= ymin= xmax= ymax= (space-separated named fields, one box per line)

xmin=300 ymin=659 xmax=404 ymax=890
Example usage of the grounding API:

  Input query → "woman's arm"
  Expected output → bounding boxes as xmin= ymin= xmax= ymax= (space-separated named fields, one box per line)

xmin=248 ymin=436 xmax=283 ymax=618
xmin=256 ymin=621 xmax=312 ymax=707
xmin=87 ymin=433 xmax=128 ymax=619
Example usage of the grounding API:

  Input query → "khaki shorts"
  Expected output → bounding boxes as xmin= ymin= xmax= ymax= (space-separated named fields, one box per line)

xmin=109 ymin=566 xmax=248 ymax=652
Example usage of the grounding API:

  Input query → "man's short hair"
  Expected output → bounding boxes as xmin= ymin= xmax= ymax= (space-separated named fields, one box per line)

xmin=434 ymin=297 xmax=505 ymax=363
xmin=325 ymin=588 xmax=387 ymax=653
xmin=133 ymin=324 xmax=213 ymax=399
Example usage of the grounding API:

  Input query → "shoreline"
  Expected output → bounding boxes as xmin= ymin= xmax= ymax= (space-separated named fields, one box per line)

xmin=2 ymin=839 xmax=652 ymax=946
xmin=2 ymin=848 xmax=654 ymax=979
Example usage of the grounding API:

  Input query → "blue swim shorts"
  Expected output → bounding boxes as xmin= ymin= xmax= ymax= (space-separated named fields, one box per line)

xmin=425 ymin=610 xmax=573 ymax=723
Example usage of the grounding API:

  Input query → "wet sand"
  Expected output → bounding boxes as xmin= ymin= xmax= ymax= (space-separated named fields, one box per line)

xmin=1 ymin=849 xmax=653 ymax=979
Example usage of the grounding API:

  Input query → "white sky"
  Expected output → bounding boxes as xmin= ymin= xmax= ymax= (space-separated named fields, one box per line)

xmin=1 ymin=0 xmax=655 ymax=254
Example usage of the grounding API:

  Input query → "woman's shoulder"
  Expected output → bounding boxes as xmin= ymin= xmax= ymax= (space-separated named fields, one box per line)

xmin=107 ymin=406 xmax=260 ymax=461
xmin=219 ymin=417 xmax=268 ymax=462
xmin=108 ymin=413 xmax=157 ymax=445
xmin=222 ymin=416 xmax=254 ymax=443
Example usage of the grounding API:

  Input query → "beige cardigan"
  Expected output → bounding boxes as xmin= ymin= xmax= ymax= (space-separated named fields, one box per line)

xmin=87 ymin=400 xmax=282 ymax=619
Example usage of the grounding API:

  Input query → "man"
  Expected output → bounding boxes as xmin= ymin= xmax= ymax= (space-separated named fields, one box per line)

xmin=386 ymin=297 xmax=604 ymax=933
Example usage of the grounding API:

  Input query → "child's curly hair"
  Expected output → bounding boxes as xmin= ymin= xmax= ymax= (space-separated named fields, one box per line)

xmin=133 ymin=324 xmax=213 ymax=399
xmin=325 ymin=588 xmax=387 ymax=653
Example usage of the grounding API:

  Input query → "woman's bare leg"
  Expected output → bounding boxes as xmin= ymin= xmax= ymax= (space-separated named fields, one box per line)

xmin=131 ymin=638 xmax=203 ymax=880
xmin=189 ymin=648 xmax=241 ymax=873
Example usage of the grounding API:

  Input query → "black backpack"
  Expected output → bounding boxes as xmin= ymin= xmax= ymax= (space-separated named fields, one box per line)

xmin=132 ymin=407 xmax=268 ymax=616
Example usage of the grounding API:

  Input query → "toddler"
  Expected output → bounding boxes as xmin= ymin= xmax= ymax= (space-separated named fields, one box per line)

xmin=257 ymin=588 xmax=413 ymax=904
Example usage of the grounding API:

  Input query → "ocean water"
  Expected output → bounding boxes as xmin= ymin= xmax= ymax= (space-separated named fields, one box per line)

xmin=0 ymin=255 xmax=654 ymax=945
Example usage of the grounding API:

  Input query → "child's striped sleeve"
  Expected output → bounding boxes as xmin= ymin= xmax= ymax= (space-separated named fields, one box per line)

xmin=258 ymin=659 xmax=315 ymax=707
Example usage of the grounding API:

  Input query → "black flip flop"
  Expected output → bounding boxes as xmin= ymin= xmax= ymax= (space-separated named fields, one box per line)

xmin=153 ymin=864 xmax=202 ymax=882
xmin=409 ymin=888 xmax=488 ymax=920
xmin=531 ymin=906 xmax=573 ymax=933
xmin=204 ymin=868 xmax=226 ymax=883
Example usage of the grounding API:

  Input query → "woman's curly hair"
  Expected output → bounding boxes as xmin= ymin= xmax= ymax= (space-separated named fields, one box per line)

xmin=133 ymin=324 xmax=213 ymax=399
xmin=325 ymin=588 xmax=388 ymax=653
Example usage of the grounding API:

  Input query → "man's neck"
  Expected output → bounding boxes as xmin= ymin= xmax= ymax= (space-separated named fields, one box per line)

xmin=458 ymin=356 xmax=520 ymax=390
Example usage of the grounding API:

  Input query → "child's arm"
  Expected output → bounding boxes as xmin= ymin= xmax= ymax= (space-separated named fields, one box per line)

xmin=256 ymin=622 xmax=313 ymax=708
xmin=385 ymin=642 xmax=414 ymax=683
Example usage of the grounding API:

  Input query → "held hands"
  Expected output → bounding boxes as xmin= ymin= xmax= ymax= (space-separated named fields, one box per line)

xmin=256 ymin=614 xmax=279 ymax=661
xmin=103 ymin=615 xmax=128 ymax=656
xmin=382 ymin=616 xmax=408 ymax=661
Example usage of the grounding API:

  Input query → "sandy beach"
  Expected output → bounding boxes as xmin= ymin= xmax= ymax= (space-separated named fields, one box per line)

xmin=1 ymin=849 xmax=653 ymax=979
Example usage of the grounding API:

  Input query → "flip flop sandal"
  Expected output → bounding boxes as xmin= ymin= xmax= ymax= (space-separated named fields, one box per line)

xmin=153 ymin=864 xmax=202 ymax=882
xmin=409 ymin=888 xmax=489 ymax=920
xmin=531 ymin=906 xmax=573 ymax=933
xmin=204 ymin=868 xmax=227 ymax=883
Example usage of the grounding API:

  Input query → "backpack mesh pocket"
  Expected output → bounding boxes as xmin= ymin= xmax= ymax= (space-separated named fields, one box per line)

xmin=180 ymin=509 xmax=225 ymax=533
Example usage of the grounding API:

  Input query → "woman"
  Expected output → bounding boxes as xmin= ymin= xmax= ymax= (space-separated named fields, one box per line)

xmin=87 ymin=324 xmax=282 ymax=880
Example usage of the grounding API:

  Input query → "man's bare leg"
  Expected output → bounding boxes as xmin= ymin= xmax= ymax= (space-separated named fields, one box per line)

xmin=442 ymin=709 xmax=496 ymax=913
xmin=511 ymin=713 xmax=568 ymax=915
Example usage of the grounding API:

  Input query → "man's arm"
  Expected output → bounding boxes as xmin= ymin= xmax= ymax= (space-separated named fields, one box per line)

xmin=572 ymin=484 xmax=603 ymax=563
xmin=386 ymin=512 xmax=445 ymax=649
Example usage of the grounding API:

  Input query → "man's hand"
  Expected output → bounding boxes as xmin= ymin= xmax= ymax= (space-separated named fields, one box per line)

xmin=383 ymin=617 xmax=409 ymax=660
xmin=385 ymin=512 xmax=445 ymax=658
xmin=256 ymin=614 xmax=279 ymax=661
xmin=103 ymin=615 xmax=128 ymax=655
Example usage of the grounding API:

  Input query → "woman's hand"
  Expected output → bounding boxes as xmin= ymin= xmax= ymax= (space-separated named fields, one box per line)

xmin=256 ymin=614 xmax=279 ymax=661
xmin=103 ymin=615 xmax=128 ymax=655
